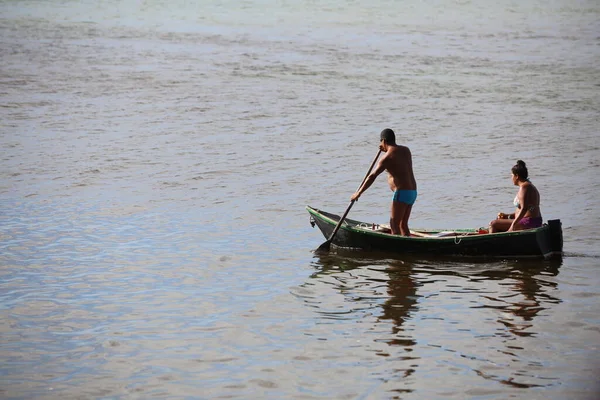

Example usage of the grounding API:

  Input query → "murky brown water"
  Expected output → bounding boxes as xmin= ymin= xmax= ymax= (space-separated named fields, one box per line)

xmin=1 ymin=0 xmax=599 ymax=398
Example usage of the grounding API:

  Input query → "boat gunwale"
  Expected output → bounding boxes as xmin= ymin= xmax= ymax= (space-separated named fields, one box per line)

xmin=306 ymin=205 xmax=548 ymax=241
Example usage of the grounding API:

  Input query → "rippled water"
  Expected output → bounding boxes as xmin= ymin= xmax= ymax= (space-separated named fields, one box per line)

xmin=1 ymin=0 xmax=599 ymax=398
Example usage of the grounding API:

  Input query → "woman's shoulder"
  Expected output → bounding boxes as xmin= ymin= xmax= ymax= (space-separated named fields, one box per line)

xmin=522 ymin=181 xmax=540 ymax=195
xmin=522 ymin=180 xmax=535 ymax=188
xmin=519 ymin=181 xmax=536 ymax=194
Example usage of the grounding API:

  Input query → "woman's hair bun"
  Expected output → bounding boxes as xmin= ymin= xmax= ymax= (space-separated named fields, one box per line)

xmin=512 ymin=160 xmax=529 ymax=180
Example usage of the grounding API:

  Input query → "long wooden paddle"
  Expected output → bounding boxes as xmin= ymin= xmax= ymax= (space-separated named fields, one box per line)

xmin=315 ymin=149 xmax=382 ymax=252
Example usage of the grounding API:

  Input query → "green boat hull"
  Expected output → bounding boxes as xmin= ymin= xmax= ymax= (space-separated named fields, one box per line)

xmin=307 ymin=206 xmax=563 ymax=259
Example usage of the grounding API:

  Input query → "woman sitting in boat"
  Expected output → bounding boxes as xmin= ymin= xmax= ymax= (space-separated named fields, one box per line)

xmin=489 ymin=160 xmax=543 ymax=233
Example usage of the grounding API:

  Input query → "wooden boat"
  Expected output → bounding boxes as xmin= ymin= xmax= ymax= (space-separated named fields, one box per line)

xmin=307 ymin=206 xmax=563 ymax=259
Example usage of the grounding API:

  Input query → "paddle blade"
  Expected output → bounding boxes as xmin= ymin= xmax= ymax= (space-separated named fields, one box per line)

xmin=314 ymin=240 xmax=331 ymax=253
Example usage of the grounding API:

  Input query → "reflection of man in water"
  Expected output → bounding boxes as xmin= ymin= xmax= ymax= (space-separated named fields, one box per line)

xmin=379 ymin=265 xmax=418 ymax=346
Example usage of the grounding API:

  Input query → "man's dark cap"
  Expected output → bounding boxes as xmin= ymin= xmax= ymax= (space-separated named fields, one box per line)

xmin=380 ymin=128 xmax=395 ymax=143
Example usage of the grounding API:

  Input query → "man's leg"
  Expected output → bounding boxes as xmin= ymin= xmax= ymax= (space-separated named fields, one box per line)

xmin=400 ymin=204 xmax=413 ymax=236
xmin=391 ymin=201 xmax=410 ymax=236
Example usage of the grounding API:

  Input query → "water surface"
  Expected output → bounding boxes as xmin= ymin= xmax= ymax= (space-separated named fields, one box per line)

xmin=1 ymin=0 xmax=599 ymax=398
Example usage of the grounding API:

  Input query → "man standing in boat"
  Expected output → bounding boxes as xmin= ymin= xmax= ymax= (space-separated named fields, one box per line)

xmin=351 ymin=128 xmax=417 ymax=236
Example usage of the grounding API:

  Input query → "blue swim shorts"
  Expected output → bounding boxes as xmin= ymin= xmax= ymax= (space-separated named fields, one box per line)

xmin=392 ymin=190 xmax=417 ymax=205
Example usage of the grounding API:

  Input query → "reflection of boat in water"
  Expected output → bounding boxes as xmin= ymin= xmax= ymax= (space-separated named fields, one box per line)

xmin=310 ymin=252 xmax=561 ymax=333
xmin=308 ymin=252 xmax=563 ymax=388
xmin=307 ymin=206 xmax=563 ymax=260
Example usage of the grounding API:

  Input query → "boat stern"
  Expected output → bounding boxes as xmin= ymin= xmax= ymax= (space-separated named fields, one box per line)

xmin=537 ymin=219 xmax=563 ymax=259
xmin=547 ymin=219 xmax=563 ymax=254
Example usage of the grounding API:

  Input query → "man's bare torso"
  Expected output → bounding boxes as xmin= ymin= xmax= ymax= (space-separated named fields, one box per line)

xmin=383 ymin=145 xmax=416 ymax=191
